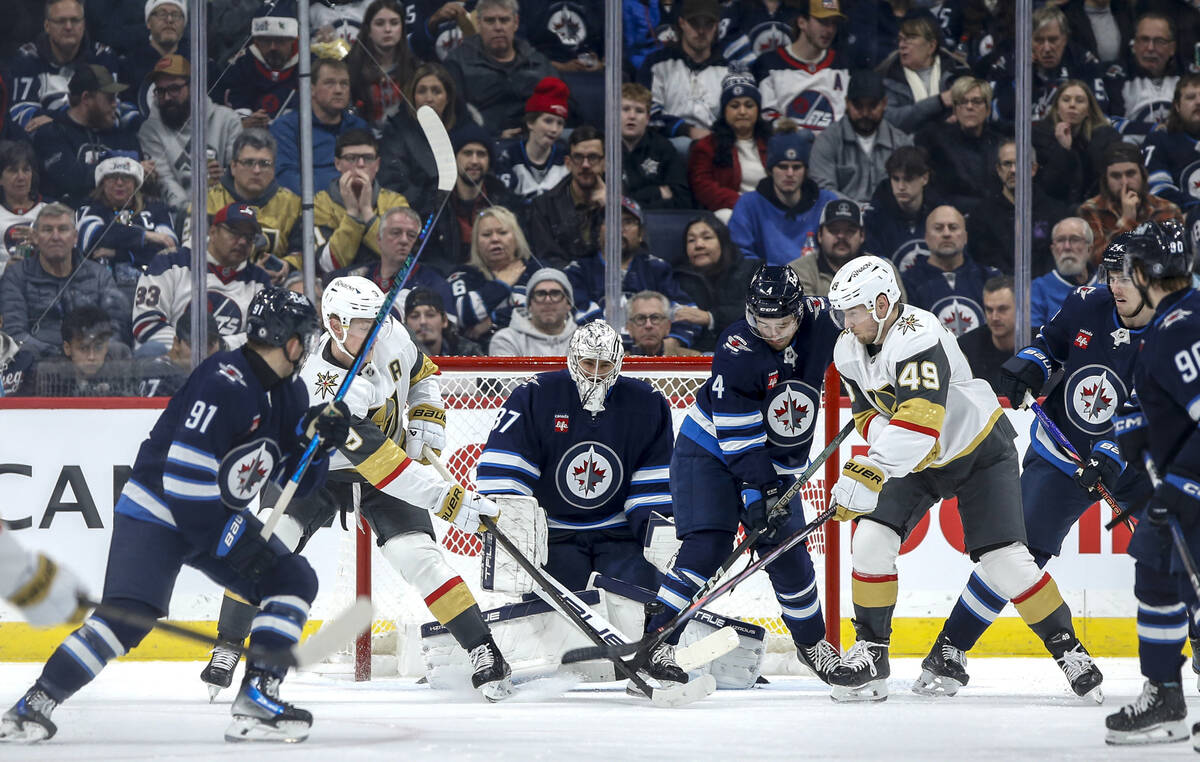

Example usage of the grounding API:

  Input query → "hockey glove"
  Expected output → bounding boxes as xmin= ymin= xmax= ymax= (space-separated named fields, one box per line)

xmin=998 ymin=347 xmax=1053 ymax=409
xmin=299 ymin=400 xmax=352 ymax=454
xmin=741 ymin=479 xmax=789 ymax=537
xmin=433 ymin=484 xmax=500 ymax=534
xmin=214 ymin=511 xmax=281 ymax=581
xmin=831 ymin=456 xmax=886 ymax=522
xmin=1073 ymin=440 xmax=1124 ymax=496
xmin=1113 ymin=400 xmax=1148 ymax=473
xmin=1147 ymin=471 xmax=1200 ymax=528
xmin=4 ymin=552 xmax=88 ymax=627
xmin=405 ymin=403 xmax=447 ymax=465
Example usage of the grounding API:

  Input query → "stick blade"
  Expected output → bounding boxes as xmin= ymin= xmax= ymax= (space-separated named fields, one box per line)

xmin=650 ymin=673 xmax=716 ymax=708
xmin=416 ymin=105 xmax=456 ymax=193
xmin=292 ymin=596 xmax=374 ymax=670
xmin=676 ymin=626 xmax=739 ymax=671
xmin=561 ymin=640 xmax=640 ymax=665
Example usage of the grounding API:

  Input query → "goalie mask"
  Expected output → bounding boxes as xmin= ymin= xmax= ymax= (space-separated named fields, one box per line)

xmin=567 ymin=320 xmax=624 ymax=414
xmin=827 ymin=255 xmax=901 ymax=345
xmin=321 ymin=275 xmax=391 ymax=359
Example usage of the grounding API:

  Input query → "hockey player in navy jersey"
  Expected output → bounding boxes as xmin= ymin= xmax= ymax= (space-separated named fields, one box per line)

xmin=916 ymin=231 xmax=1156 ymax=700
xmin=1104 ymin=226 xmax=1200 ymax=745
xmin=0 ymin=287 xmax=351 ymax=744
xmin=642 ymin=264 xmax=849 ymax=686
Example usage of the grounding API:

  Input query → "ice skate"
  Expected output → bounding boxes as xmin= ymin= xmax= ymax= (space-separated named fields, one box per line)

xmin=626 ymin=641 xmax=689 ymax=697
xmin=796 ymin=640 xmax=850 ymax=686
xmin=913 ymin=632 xmax=969 ymax=697
xmin=225 ymin=669 xmax=311 ymax=743
xmin=468 ymin=637 xmax=516 ymax=702
xmin=830 ymin=639 xmax=890 ymax=702
xmin=1105 ymin=679 xmax=1187 ymax=745
xmin=1046 ymin=631 xmax=1103 ymax=703
xmin=200 ymin=641 xmax=241 ymax=702
xmin=0 ymin=687 xmax=57 ymax=744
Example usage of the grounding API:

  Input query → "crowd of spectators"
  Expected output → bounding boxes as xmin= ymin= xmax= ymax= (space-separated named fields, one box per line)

xmin=3 ymin=0 xmax=1200 ymax=398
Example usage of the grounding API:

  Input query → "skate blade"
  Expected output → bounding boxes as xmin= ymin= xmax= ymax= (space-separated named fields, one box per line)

xmin=1081 ymin=685 xmax=1103 ymax=705
xmin=0 ymin=720 xmax=51 ymax=744
xmin=1104 ymin=720 xmax=1188 ymax=746
xmin=677 ymin=627 xmax=740 ymax=672
xmin=207 ymin=684 xmax=223 ymax=703
xmin=831 ymin=678 xmax=888 ymax=703
xmin=911 ymin=670 xmax=962 ymax=697
xmin=648 ymin=673 xmax=716 ymax=708
xmin=480 ymin=678 xmax=518 ymax=703
xmin=224 ymin=716 xmax=310 ymax=744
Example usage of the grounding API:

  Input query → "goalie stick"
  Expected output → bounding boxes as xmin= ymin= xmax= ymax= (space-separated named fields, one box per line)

xmin=260 ymin=104 xmax=457 ymax=541
xmin=560 ymin=419 xmax=854 ymax=668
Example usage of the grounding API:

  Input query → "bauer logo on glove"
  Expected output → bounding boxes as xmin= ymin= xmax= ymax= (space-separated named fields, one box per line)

xmin=831 ymin=455 xmax=886 ymax=522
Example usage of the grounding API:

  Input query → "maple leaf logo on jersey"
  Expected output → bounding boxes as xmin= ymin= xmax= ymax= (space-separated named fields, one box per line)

xmin=236 ymin=453 xmax=269 ymax=495
xmin=773 ymin=397 xmax=809 ymax=435
xmin=572 ymin=457 xmax=607 ymax=495
xmin=1079 ymin=383 xmax=1113 ymax=420
xmin=314 ymin=371 xmax=339 ymax=399
xmin=217 ymin=362 xmax=247 ymax=387
xmin=556 ymin=441 xmax=622 ymax=510
xmin=896 ymin=315 xmax=920 ymax=334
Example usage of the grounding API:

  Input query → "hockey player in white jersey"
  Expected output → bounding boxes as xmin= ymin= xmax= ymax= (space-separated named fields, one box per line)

xmin=202 ymin=276 xmax=515 ymax=701
xmin=0 ymin=523 xmax=87 ymax=626
xmin=826 ymin=256 xmax=1101 ymax=702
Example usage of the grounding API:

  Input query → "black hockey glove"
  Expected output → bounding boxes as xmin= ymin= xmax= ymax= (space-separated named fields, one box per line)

xmin=298 ymin=401 xmax=351 ymax=454
xmin=1145 ymin=471 xmax=1200 ymax=529
xmin=1113 ymin=399 xmax=1148 ymax=473
xmin=1073 ymin=440 xmax=1124 ymax=497
xmin=214 ymin=511 xmax=281 ymax=581
xmin=741 ymin=480 xmax=788 ymax=538
xmin=998 ymin=347 xmax=1052 ymax=409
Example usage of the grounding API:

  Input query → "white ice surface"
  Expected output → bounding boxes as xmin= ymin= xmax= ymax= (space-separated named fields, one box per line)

xmin=0 ymin=658 xmax=1196 ymax=760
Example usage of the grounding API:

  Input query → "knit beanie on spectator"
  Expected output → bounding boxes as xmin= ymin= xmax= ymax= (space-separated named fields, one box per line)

xmin=525 ymin=77 xmax=570 ymax=119
xmin=766 ymin=119 xmax=813 ymax=169
xmin=405 ymin=287 xmax=447 ymax=316
xmin=526 ymin=267 xmax=574 ymax=308
xmin=1100 ymin=141 xmax=1143 ymax=173
xmin=720 ymin=70 xmax=761 ymax=112
xmin=451 ymin=123 xmax=494 ymax=162
xmin=144 ymin=0 xmax=187 ymax=23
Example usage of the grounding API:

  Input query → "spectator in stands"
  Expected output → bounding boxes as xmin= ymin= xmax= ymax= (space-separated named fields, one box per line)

xmin=120 ymin=0 xmax=187 ymax=101
xmin=957 ymin=275 xmax=1017 ymax=395
xmin=7 ymin=0 xmax=123 ymax=133
xmin=1061 ymin=0 xmax=1134 ymax=66
xmin=671 ymin=212 xmax=757 ymax=353
xmin=0 ymin=202 xmax=128 ymax=357
xmin=494 ymin=77 xmax=570 ymax=199
xmin=444 ymin=0 xmax=556 ymax=137
xmin=877 ymin=11 xmax=967 ymax=134
xmin=0 ymin=142 xmax=49 ymax=274
xmin=1031 ymin=78 xmax=1121 ymax=205
xmin=0 ymin=312 xmax=37 ymax=395
xmin=489 ymin=267 xmax=577 ymax=357
xmin=719 ymin=0 xmax=799 ymax=70
xmin=624 ymin=290 xmax=675 ymax=356
xmin=624 ymin=0 xmax=664 ymax=73
xmin=33 ymin=65 xmax=143 ymax=208
xmin=1108 ymin=12 xmax=1180 ymax=143
xmin=863 ymin=145 xmax=940 ymax=273
xmin=637 ymin=0 xmax=728 ymax=141
xmin=1079 ymin=141 xmax=1182 ymax=263
xmin=620 ymin=82 xmax=693 ymax=211
xmin=77 ymin=153 xmax=177 ymax=305
xmin=217 ymin=15 xmax=300 ymax=127
xmin=139 ymin=54 xmax=243 ymax=214
xmin=566 ymin=196 xmax=700 ymax=353
xmin=809 ymin=69 xmax=912 ymax=206
xmin=135 ymin=304 xmax=222 ymax=397
xmin=34 ymin=304 xmax=132 ymax=396
xmin=967 ymin=139 xmax=1074 ymax=276
xmin=902 ymin=205 xmax=1000 ymax=337
xmin=379 ymin=63 xmax=464 ymax=208
xmin=346 ymin=0 xmax=419 ymax=129
xmin=526 ymin=125 xmax=605 ymax=269
xmin=1030 ymin=217 xmax=1100 ymax=330
xmin=131 ymin=202 xmax=271 ymax=354
xmin=85 ymin=0 xmax=162 ymax=57
xmin=752 ymin=0 xmax=848 ymax=131
xmin=404 ymin=287 xmax=483 ymax=357
xmin=1145 ymin=73 xmax=1200 ymax=212
xmin=914 ymin=76 xmax=1008 ymax=215
xmin=686 ymin=70 xmax=770 ymax=221
xmin=312 ymin=129 xmax=409 ymax=273
xmin=523 ymin=1 xmax=604 ymax=73
xmin=270 ymin=57 xmax=367 ymax=195
xmin=789 ymin=198 xmax=902 ymax=298
xmin=448 ymin=206 xmax=536 ymax=345
xmin=729 ymin=120 xmax=836 ymax=265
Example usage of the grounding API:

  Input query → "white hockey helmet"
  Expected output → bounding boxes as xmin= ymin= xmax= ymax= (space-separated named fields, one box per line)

xmin=567 ymin=320 xmax=624 ymax=414
xmin=827 ymin=255 xmax=901 ymax=344
xmin=321 ymin=275 xmax=390 ymax=356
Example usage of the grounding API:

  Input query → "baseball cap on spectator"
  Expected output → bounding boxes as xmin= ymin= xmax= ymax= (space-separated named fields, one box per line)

xmin=526 ymin=268 xmax=574 ymax=307
xmin=847 ymin=70 xmax=886 ymax=102
xmin=820 ymin=198 xmax=863 ymax=228
xmin=621 ymin=196 xmax=644 ymax=225
xmin=176 ymin=303 xmax=221 ymax=348
xmin=766 ymin=122 xmax=813 ymax=168
xmin=213 ymin=203 xmax=262 ymax=235
xmin=147 ymin=54 xmax=191 ymax=84
xmin=69 ymin=65 xmax=128 ymax=97
xmin=526 ymin=77 xmax=569 ymax=119
xmin=679 ymin=0 xmax=720 ymax=21
xmin=451 ymin=123 xmax=494 ymax=161
xmin=807 ymin=0 xmax=846 ymax=20
xmin=720 ymin=70 xmax=761 ymax=112
xmin=252 ymin=15 xmax=299 ymax=38
xmin=94 ymin=153 xmax=145 ymax=189
xmin=144 ymin=0 xmax=186 ymax=22
xmin=405 ymin=287 xmax=447 ymax=317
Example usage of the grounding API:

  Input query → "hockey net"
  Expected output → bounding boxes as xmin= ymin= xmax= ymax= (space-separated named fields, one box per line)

xmin=329 ymin=357 xmax=842 ymax=679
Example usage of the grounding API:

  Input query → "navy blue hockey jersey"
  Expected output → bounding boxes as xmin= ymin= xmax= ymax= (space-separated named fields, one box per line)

xmin=1133 ymin=288 xmax=1200 ymax=483
xmin=678 ymin=302 xmax=840 ymax=488
xmin=1144 ymin=127 xmax=1200 ymax=211
xmin=902 ymin=255 xmax=1001 ymax=338
xmin=475 ymin=369 xmax=673 ymax=539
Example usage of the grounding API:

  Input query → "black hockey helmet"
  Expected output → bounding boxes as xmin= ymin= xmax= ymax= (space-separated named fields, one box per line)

xmin=1124 ymin=219 xmax=1190 ymax=280
xmin=746 ymin=264 xmax=806 ymax=322
xmin=1101 ymin=231 xmax=1138 ymax=273
xmin=246 ymin=286 xmax=321 ymax=350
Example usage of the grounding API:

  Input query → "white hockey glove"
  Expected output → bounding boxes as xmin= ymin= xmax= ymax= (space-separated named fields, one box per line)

xmin=831 ymin=456 xmax=886 ymax=522
xmin=432 ymin=484 xmax=500 ymax=534
xmin=482 ymin=495 xmax=548 ymax=594
xmin=405 ymin=403 xmax=447 ymax=465
xmin=1 ymin=545 xmax=89 ymax=626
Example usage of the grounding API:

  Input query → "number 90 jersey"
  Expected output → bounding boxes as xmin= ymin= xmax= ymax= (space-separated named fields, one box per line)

xmin=834 ymin=304 xmax=1002 ymax=480
xmin=1133 ymin=289 xmax=1200 ymax=478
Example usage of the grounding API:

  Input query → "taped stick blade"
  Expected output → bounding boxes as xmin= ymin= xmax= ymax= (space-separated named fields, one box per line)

xmin=676 ymin=626 xmax=740 ymax=671
xmin=292 ymin=596 xmax=374 ymax=670
xmin=416 ymin=105 xmax=456 ymax=192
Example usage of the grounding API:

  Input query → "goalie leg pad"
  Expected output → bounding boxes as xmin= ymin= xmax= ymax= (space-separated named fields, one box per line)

xmin=382 ymin=532 xmax=489 ymax=649
xmin=481 ymin=495 xmax=547 ymax=595
xmin=648 ymin=530 xmax=731 ymax=639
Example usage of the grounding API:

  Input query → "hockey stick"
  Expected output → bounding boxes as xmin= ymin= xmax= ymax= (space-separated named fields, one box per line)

xmin=1023 ymin=392 xmax=1134 ymax=531
xmin=560 ymin=420 xmax=854 ymax=668
xmin=82 ymin=596 xmax=374 ymax=671
xmin=1140 ymin=455 xmax=1200 ymax=601
xmin=259 ymin=105 xmax=456 ymax=541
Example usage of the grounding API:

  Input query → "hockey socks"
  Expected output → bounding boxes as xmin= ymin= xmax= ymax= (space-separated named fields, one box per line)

xmin=35 ymin=612 xmax=142 ymax=703
xmin=941 ymin=570 xmax=1008 ymax=651
xmin=248 ymin=596 xmax=309 ymax=676
xmin=850 ymin=570 xmax=898 ymax=643
xmin=1012 ymin=572 xmax=1074 ymax=643
xmin=1137 ymin=601 xmax=1189 ymax=684
xmin=217 ymin=592 xmax=258 ymax=643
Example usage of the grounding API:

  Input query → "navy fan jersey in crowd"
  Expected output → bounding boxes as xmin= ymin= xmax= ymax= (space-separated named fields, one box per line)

xmin=902 ymin=255 xmax=1001 ymax=338
xmin=118 ymin=346 xmax=327 ymax=539
xmin=1144 ymin=127 xmax=1200 ymax=212
xmin=475 ymin=369 xmax=673 ymax=540
xmin=678 ymin=300 xmax=841 ymax=488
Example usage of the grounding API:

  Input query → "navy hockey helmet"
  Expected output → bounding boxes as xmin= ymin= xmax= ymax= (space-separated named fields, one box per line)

xmin=246 ymin=286 xmax=321 ymax=355
xmin=1124 ymin=219 xmax=1190 ymax=280
xmin=746 ymin=264 xmax=806 ymax=322
xmin=1101 ymin=231 xmax=1138 ymax=273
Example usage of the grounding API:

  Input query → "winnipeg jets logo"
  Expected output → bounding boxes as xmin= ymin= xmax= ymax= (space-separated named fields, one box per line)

xmin=1076 ymin=286 xmax=1096 ymax=300
xmin=236 ymin=451 xmax=270 ymax=495
xmin=764 ymin=380 xmax=820 ymax=446
xmin=217 ymin=362 xmax=247 ymax=387
xmin=1064 ymin=364 xmax=1128 ymax=436
xmin=314 ymin=370 xmax=339 ymax=399
xmin=556 ymin=441 xmax=623 ymax=510
xmin=548 ymin=8 xmax=586 ymax=45
xmin=1163 ymin=308 xmax=1192 ymax=329
xmin=893 ymin=239 xmax=929 ymax=273
xmin=724 ymin=334 xmax=750 ymax=354
xmin=218 ymin=438 xmax=281 ymax=509
xmin=931 ymin=296 xmax=983 ymax=337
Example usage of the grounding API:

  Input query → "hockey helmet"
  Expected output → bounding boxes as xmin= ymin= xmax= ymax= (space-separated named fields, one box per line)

xmin=567 ymin=320 xmax=624 ymax=414
xmin=246 ymin=286 xmax=320 ymax=362
xmin=1101 ymin=231 xmax=1138 ymax=273
xmin=827 ymin=255 xmax=901 ymax=343
xmin=1124 ymin=219 xmax=1190 ymax=280
xmin=745 ymin=264 xmax=805 ymax=343
xmin=321 ymin=275 xmax=391 ymax=356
